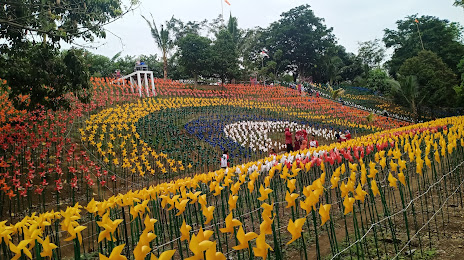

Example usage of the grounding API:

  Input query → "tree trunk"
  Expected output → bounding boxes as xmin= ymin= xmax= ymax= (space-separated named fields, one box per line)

xmin=411 ymin=100 xmax=418 ymax=122
xmin=162 ymin=51 xmax=168 ymax=81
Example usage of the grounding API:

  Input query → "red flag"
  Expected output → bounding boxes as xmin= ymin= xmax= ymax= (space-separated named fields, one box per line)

xmin=225 ymin=0 xmax=231 ymax=5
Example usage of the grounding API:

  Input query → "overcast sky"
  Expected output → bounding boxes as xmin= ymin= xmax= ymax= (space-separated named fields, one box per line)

xmin=74 ymin=0 xmax=464 ymax=58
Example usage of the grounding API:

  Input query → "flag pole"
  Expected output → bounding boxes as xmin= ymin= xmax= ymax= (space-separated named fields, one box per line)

xmin=415 ymin=19 xmax=425 ymax=50
xmin=221 ymin=0 xmax=224 ymax=25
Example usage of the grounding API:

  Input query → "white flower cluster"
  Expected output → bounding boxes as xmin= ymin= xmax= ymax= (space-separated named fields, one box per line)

xmin=223 ymin=120 xmax=338 ymax=152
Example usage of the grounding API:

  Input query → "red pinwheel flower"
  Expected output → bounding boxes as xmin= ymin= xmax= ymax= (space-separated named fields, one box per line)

xmin=7 ymin=190 xmax=15 ymax=199
xmin=34 ymin=187 xmax=44 ymax=195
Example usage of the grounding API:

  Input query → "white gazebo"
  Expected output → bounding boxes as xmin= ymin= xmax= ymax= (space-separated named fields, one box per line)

xmin=113 ymin=64 xmax=156 ymax=97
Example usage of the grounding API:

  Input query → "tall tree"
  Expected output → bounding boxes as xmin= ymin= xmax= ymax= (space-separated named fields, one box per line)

xmin=178 ymin=34 xmax=212 ymax=85
xmin=383 ymin=15 xmax=464 ymax=77
xmin=261 ymin=5 xmax=336 ymax=82
xmin=357 ymin=39 xmax=385 ymax=73
xmin=142 ymin=15 xmax=175 ymax=80
xmin=211 ymin=29 xmax=239 ymax=84
xmin=398 ymin=50 xmax=458 ymax=110
xmin=455 ymin=0 xmax=464 ymax=8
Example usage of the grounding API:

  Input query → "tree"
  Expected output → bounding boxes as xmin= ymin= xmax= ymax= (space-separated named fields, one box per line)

xmin=455 ymin=0 xmax=464 ymax=8
xmin=260 ymin=5 xmax=336 ymax=82
xmin=357 ymin=39 xmax=385 ymax=73
xmin=458 ymin=56 xmax=464 ymax=84
xmin=389 ymin=76 xmax=426 ymax=120
xmin=167 ymin=17 xmax=208 ymax=43
xmin=366 ymin=68 xmax=391 ymax=93
xmin=142 ymin=15 xmax=175 ymax=80
xmin=0 ymin=0 xmax=134 ymax=110
xmin=384 ymin=15 xmax=464 ymax=77
xmin=0 ymin=44 xmax=89 ymax=111
xmin=178 ymin=34 xmax=212 ymax=85
xmin=0 ymin=0 xmax=137 ymax=48
xmin=211 ymin=29 xmax=239 ymax=84
xmin=398 ymin=50 xmax=458 ymax=109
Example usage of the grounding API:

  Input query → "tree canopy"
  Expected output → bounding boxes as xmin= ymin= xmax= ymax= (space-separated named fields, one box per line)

xmin=259 ymin=5 xmax=336 ymax=82
xmin=383 ymin=15 xmax=464 ymax=77
xmin=398 ymin=50 xmax=458 ymax=109
xmin=178 ymin=34 xmax=212 ymax=85
xmin=0 ymin=0 xmax=136 ymax=111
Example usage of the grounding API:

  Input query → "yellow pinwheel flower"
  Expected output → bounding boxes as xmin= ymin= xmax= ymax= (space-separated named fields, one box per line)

xmin=180 ymin=219 xmax=192 ymax=242
xmin=286 ymin=218 xmax=306 ymax=245
xmin=232 ymin=226 xmax=258 ymax=250
xmin=202 ymin=206 xmax=215 ymax=225
xmin=100 ymin=244 xmax=127 ymax=260
xmin=285 ymin=191 xmax=299 ymax=209
xmin=253 ymin=233 xmax=273 ymax=260
xmin=354 ymin=184 xmax=367 ymax=203
xmin=9 ymin=239 xmax=32 ymax=260
xmin=287 ymin=179 xmax=297 ymax=193
xmin=343 ymin=197 xmax=355 ymax=215
xmin=319 ymin=204 xmax=331 ymax=226
xmin=257 ymin=186 xmax=273 ymax=201
xmin=259 ymin=214 xmax=274 ymax=235
xmin=40 ymin=236 xmax=57 ymax=259
xmin=175 ymin=198 xmax=190 ymax=216
xmin=388 ymin=173 xmax=398 ymax=189
xmin=371 ymin=180 xmax=380 ymax=197
xmin=97 ymin=212 xmax=123 ymax=243
xmin=219 ymin=212 xmax=242 ymax=235
xmin=150 ymin=250 xmax=176 ymax=260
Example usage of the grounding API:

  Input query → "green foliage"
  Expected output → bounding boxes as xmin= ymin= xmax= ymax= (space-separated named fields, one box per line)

xmin=178 ymin=34 xmax=212 ymax=84
xmin=455 ymin=0 xmax=464 ymax=8
xmin=260 ymin=5 xmax=336 ymax=82
xmin=398 ymin=50 xmax=458 ymax=108
xmin=458 ymin=56 xmax=464 ymax=84
xmin=210 ymin=29 xmax=239 ymax=83
xmin=383 ymin=15 xmax=464 ymax=77
xmin=0 ymin=0 xmax=136 ymax=48
xmin=366 ymin=68 xmax=391 ymax=93
xmin=389 ymin=76 xmax=425 ymax=119
xmin=1 ymin=0 xmax=133 ymax=110
xmin=0 ymin=44 xmax=90 ymax=111
xmin=357 ymin=39 xmax=386 ymax=72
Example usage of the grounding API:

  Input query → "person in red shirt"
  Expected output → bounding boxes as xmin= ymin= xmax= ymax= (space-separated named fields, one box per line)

xmin=285 ymin=128 xmax=293 ymax=153
xmin=345 ymin=130 xmax=352 ymax=140
xmin=309 ymin=134 xmax=319 ymax=148
xmin=269 ymin=148 xmax=277 ymax=157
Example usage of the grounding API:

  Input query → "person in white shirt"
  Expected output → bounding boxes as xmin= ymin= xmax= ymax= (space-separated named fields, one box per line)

xmin=220 ymin=150 xmax=229 ymax=169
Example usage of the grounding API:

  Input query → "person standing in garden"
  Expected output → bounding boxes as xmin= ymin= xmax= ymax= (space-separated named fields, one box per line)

xmin=300 ymin=138 xmax=308 ymax=150
xmin=220 ymin=150 xmax=229 ymax=169
xmin=285 ymin=128 xmax=293 ymax=153
xmin=345 ymin=130 xmax=352 ymax=141
xmin=309 ymin=134 xmax=319 ymax=148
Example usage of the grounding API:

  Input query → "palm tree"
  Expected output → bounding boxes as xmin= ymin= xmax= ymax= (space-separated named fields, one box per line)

xmin=142 ymin=14 xmax=174 ymax=80
xmin=327 ymin=85 xmax=345 ymax=100
xmin=366 ymin=113 xmax=375 ymax=122
xmin=389 ymin=76 xmax=426 ymax=121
